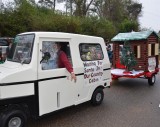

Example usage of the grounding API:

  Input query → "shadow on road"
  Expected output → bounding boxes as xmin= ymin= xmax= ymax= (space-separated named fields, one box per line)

xmin=112 ymin=77 xmax=156 ymax=89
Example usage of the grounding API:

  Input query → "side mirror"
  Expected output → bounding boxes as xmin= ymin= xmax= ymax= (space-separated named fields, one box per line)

xmin=40 ymin=52 xmax=51 ymax=64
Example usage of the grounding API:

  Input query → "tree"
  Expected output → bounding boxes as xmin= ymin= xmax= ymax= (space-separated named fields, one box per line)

xmin=0 ymin=0 xmax=142 ymax=37
xmin=58 ymin=0 xmax=95 ymax=16
xmin=119 ymin=19 xmax=139 ymax=32
xmin=90 ymin=0 xmax=105 ymax=18
xmin=124 ymin=0 xmax=142 ymax=20
xmin=62 ymin=0 xmax=73 ymax=15
xmin=38 ymin=0 xmax=56 ymax=10
xmin=120 ymin=41 xmax=137 ymax=72
xmin=73 ymin=0 xmax=94 ymax=16
xmin=90 ymin=0 xmax=142 ymax=22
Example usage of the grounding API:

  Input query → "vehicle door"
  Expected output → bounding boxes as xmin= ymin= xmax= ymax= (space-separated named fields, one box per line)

xmin=37 ymin=38 xmax=76 ymax=116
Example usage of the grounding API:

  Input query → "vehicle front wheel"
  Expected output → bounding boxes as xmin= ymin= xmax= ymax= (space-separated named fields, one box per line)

xmin=148 ymin=74 xmax=156 ymax=86
xmin=0 ymin=108 xmax=27 ymax=127
xmin=91 ymin=88 xmax=104 ymax=106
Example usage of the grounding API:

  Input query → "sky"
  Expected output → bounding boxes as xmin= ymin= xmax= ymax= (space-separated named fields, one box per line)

xmin=138 ymin=0 xmax=160 ymax=32
xmin=1 ymin=0 xmax=160 ymax=32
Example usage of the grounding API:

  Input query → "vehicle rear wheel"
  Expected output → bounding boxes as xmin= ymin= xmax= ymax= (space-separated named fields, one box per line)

xmin=148 ymin=74 xmax=156 ymax=86
xmin=0 ymin=108 xmax=27 ymax=127
xmin=91 ymin=88 xmax=104 ymax=106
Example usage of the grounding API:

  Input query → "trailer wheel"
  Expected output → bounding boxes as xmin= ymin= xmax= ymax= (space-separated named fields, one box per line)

xmin=91 ymin=88 xmax=104 ymax=106
xmin=148 ymin=74 xmax=156 ymax=86
xmin=0 ymin=108 xmax=27 ymax=127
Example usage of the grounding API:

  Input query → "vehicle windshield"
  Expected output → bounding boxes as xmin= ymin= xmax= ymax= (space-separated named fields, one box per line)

xmin=7 ymin=34 xmax=34 ymax=64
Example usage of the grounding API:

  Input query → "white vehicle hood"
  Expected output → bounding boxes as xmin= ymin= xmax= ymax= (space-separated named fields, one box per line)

xmin=0 ymin=61 xmax=36 ymax=84
xmin=0 ymin=61 xmax=21 ymax=69
xmin=0 ymin=61 xmax=21 ymax=75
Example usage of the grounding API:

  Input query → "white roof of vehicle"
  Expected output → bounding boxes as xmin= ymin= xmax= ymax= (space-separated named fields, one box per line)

xmin=18 ymin=32 xmax=103 ymax=40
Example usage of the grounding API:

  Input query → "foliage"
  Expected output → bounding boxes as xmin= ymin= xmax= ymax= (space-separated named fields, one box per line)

xmin=120 ymin=41 xmax=137 ymax=71
xmin=0 ymin=0 xmax=142 ymax=39
xmin=119 ymin=19 xmax=139 ymax=32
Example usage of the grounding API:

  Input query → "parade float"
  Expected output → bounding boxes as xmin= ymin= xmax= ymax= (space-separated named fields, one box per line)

xmin=111 ymin=30 xmax=159 ymax=85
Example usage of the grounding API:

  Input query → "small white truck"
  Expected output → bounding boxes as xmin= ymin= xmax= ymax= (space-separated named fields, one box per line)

xmin=0 ymin=32 xmax=111 ymax=127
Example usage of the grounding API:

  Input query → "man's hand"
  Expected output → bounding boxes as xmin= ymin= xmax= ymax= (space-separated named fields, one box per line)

xmin=71 ymin=72 xmax=77 ymax=83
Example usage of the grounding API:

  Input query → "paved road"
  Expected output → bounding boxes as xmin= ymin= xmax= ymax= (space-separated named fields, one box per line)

xmin=27 ymin=75 xmax=160 ymax=127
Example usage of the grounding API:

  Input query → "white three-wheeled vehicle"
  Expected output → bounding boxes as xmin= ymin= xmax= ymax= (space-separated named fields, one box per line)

xmin=0 ymin=32 xmax=111 ymax=127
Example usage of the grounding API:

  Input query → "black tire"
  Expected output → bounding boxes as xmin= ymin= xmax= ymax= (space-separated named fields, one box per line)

xmin=148 ymin=74 xmax=156 ymax=86
xmin=91 ymin=88 xmax=104 ymax=106
xmin=0 ymin=109 xmax=27 ymax=127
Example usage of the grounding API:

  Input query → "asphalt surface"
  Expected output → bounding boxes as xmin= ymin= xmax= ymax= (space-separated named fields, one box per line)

xmin=27 ymin=75 xmax=160 ymax=127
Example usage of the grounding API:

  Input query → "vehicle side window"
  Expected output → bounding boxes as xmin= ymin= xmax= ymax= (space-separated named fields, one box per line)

xmin=0 ymin=40 xmax=9 ymax=46
xmin=41 ymin=41 xmax=72 ymax=70
xmin=79 ymin=43 xmax=104 ymax=61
